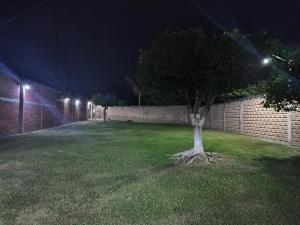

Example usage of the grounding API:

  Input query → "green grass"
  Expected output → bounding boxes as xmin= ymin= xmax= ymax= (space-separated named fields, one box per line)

xmin=0 ymin=121 xmax=299 ymax=225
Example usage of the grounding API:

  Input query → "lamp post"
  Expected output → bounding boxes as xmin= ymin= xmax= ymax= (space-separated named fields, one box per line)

xmin=75 ymin=99 xmax=80 ymax=120
xmin=18 ymin=83 xmax=31 ymax=133
xmin=262 ymin=54 xmax=296 ymax=90
xmin=262 ymin=54 xmax=293 ymax=71
xmin=63 ymin=98 xmax=70 ymax=123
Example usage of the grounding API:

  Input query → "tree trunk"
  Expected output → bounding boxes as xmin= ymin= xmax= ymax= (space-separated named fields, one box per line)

xmin=103 ymin=107 xmax=107 ymax=123
xmin=138 ymin=94 xmax=141 ymax=107
xmin=193 ymin=125 xmax=205 ymax=155
xmin=172 ymin=114 xmax=207 ymax=163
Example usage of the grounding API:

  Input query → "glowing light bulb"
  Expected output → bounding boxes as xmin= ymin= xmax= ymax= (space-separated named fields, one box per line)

xmin=262 ymin=57 xmax=271 ymax=65
xmin=23 ymin=84 xmax=30 ymax=90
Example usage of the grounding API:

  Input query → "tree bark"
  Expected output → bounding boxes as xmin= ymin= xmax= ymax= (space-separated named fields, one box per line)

xmin=193 ymin=125 xmax=205 ymax=155
xmin=172 ymin=114 xmax=207 ymax=163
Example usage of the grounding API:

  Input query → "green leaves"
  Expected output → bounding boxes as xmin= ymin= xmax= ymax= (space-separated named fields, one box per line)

xmin=137 ymin=29 xmax=300 ymax=112
xmin=136 ymin=28 xmax=248 ymax=109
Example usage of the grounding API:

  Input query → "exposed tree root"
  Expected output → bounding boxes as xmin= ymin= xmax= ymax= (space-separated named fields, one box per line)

xmin=170 ymin=149 xmax=220 ymax=165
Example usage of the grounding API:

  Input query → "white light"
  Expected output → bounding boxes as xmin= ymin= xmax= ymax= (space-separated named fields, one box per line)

xmin=262 ymin=57 xmax=271 ymax=65
xmin=88 ymin=101 xmax=92 ymax=106
xmin=23 ymin=84 xmax=30 ymax=90
xmin=75 ymin=99 xmax=80 ymax=105
xmin=64 ymin=98 xmax=70 ymax=103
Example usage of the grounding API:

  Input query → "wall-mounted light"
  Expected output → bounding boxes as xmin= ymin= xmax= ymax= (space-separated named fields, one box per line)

xmin=23 ymin=84 xmax=31 ymax=90
xmin=262 ymin=57 xmax=271 ymax=65
xmin=64 ymin=98 xmax=70 ymax=103
xmin=75 ymin=99 xmax=80 ymax=105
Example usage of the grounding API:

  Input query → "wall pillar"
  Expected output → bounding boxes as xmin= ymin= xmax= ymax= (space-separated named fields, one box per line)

xmin=40 ymin=87 xmax=43 ymax=129
xmin=223 ymin=103 xmax=226 ymax=132
xmin=240 ymin=100 xmax=244 ymax=134
xmin=90 ymin=104 xmax=93 ymax=119
xmin=288 ymin=111 xmax=293 ymax=145
xmin=18 ymin=84 xmax=24 ymax=133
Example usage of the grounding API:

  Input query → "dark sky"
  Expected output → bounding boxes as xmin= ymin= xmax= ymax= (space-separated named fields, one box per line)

xmin=0 ymin=0 xmax=300 ymax=101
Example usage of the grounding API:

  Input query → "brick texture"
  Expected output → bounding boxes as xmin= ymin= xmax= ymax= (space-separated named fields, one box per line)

xmin=242 ymin=98 xmax=288 ymax=142
xmin=24 ymin=104 xmax=41 ymax=131
xmin=0 ymin=102 xmax=19 ymax=135
xmin=0 ymin=72 xmax=19 ymax=99
xmin=210 ymin=104 xmax=225 ymax=131
xmin=225 ymin=101 xmax=241 ymax=133
xmin=292 ymin=111 xmax=300 ymax=146
xmin=107 ymin=106 xmax=187 ymax=124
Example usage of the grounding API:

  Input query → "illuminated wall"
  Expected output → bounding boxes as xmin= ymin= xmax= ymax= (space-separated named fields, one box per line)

xmin=107 ymin=99 xmax=300 ymax=146
xmin=0 ymin=72 xmax=89 ymax=136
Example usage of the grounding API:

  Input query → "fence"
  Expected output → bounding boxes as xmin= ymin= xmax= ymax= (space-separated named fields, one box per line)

xmin=107 ymin=98 xmax=300 ymax=146
xmin=0 ymin=71 xmax=91 ymax=136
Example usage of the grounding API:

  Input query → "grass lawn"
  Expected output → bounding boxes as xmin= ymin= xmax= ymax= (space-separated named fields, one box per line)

xmin=0 ymin=121 xmax=299 ymax=225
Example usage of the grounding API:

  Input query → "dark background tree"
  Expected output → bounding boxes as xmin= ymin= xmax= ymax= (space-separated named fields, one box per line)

xmin=125 ymin=76 xmax=144 ymax=106
xmin=227 ymin=32 xmax=300 ymax=111
xmin=92 ymin=93 xmax=117 ymax=122
xmin=259 ymin=36 xmax=300 ymax=111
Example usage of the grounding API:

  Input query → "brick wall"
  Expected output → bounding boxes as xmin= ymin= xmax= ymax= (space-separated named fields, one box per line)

xmin=0 ymin=72 xmax=20 ymax=135
xmin=107 ymin=106 xmax=187 ymax=124
xmin=241 ymin=98 xmax=288 ymax=142
xmin=225 ymin=101 xmax=241 ymax=133
xmin=107 ymin=98 xmax=300 ymax=146
xmin=0 ymin=72 xmax=89 ymax=136
xmin=210 ymin=104 xmax=225 ymax=131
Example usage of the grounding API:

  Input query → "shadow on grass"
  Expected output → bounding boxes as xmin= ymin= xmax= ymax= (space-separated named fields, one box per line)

xmin=256 ymin=156 xmax=300 ymax=187
xmin=91 ymin=163 xmax=177 ymax=193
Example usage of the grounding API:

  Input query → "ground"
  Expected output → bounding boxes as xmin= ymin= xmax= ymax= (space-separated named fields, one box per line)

xmin=0 ymin=121 xmax=299 ymax=225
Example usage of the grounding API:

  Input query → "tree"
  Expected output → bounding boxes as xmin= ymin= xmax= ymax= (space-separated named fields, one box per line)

xmin=257 ymin=33 xmax=300 ymax=111
xmin=125 ymin=73 xmax=145 ymax=106
xmin=136 ymin=29 xmax=251 ymax=163
xmin=92 ymin=93 xmax=117 ymax=122
xmin=125 ymin=77 xmax=142 ymax=106
xmin=228 ymin=32 xmax=300 ymax=111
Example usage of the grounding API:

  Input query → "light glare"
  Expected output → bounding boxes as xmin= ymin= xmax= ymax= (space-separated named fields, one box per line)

xmin=262 ymin=57 xmax=271 ymax=65
xmin=23 ymin=84 xmax=30 ymax=90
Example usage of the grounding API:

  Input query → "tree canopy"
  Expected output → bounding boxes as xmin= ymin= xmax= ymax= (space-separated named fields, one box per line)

xmin=258 ymin=34 xmax=300 ymax=111
xmin=137 ymin=28 xmax=255 ymax=117
xmin=92 ymin=93 xmax=117 ymax=107
xmin=136 ymin=29 xmax=300 ymax=112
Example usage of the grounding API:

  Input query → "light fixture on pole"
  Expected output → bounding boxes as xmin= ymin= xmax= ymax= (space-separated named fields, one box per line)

xmin=262 ymin=57 xmax=271 ymax=65
xmin=23 ymin=84 xmax=31 ymax=90
xmin=64 ymin=98 xmax=70 ymax=103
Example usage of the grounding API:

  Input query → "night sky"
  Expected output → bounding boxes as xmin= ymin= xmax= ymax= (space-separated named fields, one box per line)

xmin=0 ymin=0 xmax=300 ymax=101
